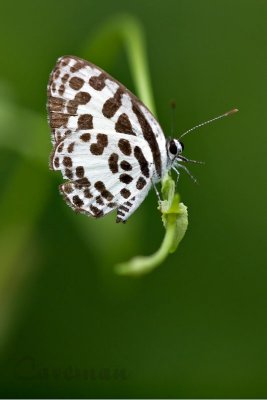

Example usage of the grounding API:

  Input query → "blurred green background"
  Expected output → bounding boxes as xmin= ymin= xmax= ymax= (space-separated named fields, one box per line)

xmin=1 ymin=0 xmax=267 ymax=397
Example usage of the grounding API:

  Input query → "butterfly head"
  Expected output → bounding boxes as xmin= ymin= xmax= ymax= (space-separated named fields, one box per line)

xmin=167 ymin=139 xmax=184 ymax=162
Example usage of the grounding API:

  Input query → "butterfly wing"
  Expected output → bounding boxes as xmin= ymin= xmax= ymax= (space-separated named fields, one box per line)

xmin=48 ymin=56 xmax=167 ymax=222
xmin=52 ymin=130 xmax=153 ymax=222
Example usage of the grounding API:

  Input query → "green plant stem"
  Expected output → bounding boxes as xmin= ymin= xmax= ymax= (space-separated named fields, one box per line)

xmin=115 ymin=221 xmax=176 ymax=276
xmin=115 ymin=175 xmax=188 ymax=276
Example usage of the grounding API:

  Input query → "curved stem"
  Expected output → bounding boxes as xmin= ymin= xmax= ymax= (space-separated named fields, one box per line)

xmin=115 ymin=176 xmax=188 ymax=276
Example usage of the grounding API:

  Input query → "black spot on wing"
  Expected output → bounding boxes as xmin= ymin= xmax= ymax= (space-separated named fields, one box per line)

xmin=132 ymin=104 xmax=162 ymax=177
xmin=134 ymin=146 xmax=150 ymax=178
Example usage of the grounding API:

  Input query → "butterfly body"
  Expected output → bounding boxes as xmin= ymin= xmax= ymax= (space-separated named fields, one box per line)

xmin=48 ymin=56 xmax=182 ymax=222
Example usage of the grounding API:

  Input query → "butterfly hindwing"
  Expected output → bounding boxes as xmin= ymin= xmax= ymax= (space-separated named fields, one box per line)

xmin=52 ymin=130 xmax=153 ymax=222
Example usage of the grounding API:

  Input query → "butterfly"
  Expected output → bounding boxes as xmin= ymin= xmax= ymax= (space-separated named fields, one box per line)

xmin=47 ymin=56 xmax=236 ymax=223
xmin=47 ymin=55 xmax=185 ymax=223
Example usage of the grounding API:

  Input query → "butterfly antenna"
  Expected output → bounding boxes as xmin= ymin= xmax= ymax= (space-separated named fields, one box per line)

xmin=179 ymin=108 xmax=239 ymax=140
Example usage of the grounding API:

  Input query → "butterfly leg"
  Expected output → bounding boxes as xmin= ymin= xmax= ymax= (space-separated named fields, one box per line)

xmin=171 ymin=165 xmax=180 ymax=183
xmin=175 ymin=163 xmax=198 ymax=184
xmin=152 ymin=181 xmax=162 ymax=202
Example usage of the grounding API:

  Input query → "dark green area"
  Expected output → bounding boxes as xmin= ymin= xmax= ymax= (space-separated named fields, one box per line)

xmin=0 ymin=0 xmax=267 ymax=397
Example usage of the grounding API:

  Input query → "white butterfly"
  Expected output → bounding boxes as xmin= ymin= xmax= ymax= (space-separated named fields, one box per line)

xmin=48 ymin=56 xmax=236 ymax=223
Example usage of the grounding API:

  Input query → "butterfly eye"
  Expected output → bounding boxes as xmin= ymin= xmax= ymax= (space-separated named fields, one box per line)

xmin=169 ymin=140 xmax=178 ymax=155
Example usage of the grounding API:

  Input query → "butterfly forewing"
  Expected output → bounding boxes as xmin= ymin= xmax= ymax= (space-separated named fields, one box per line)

xmin=48 ymin=56 xmax=167 ymax=222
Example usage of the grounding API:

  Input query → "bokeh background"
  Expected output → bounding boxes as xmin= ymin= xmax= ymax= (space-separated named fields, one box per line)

xmin=1 ymin=0 xmax=267 ymax=397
